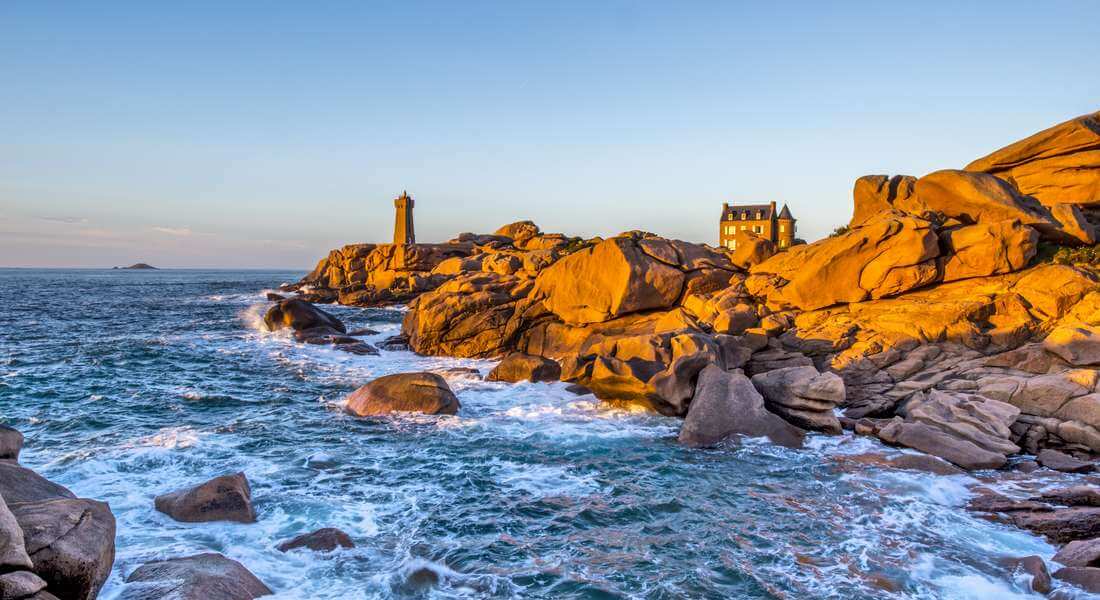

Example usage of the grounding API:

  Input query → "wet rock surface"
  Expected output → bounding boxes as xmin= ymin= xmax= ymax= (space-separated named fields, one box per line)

xmin=154 ymin=472 xmax=257 ymax=524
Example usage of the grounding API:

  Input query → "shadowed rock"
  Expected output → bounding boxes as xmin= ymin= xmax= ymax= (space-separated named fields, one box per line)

xmin=486 ymin=353 xmax=561 ymax=383
xmin=750 ymin=366 xmax=844 ymax=434
xmin=1054 ymin=538 xmax=1100 ymax=567
xmin=154 ymin=472 xmax=257 ymax=524
xmin=276 ymin=528 xmax=354 ymax=553
xmin=1053 ymin=566 xmax=1100 ymax=594
xmin=121 ymin=553 xmax=272 ymax=600
xmin=1003 ymin=555 xmax=1051 ymax=594
xmin=0 ymin=493 xmax=33 ymax=570
xmin=263 ymin=299 xmax=345 ymax=333
xmin=1037 ymin=449 xmax=1095 ymax=473
xmin=344 ymin=373 xmax=460 ymax=417
xmin=0 ymin=462 xmax=76 ymax=504
xmin=679 ymin=365 xmax=804 ymax=448
xmin=10 ymin=498 xmax=116 ymax=600
xmin=0 ymin=425 xmax=22 ymax=461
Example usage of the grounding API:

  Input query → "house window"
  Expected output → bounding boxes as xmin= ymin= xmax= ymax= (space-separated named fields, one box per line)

xmin=727 ymin=240 xmax=736 ymax=250
xmin=756 ymin=211 xmax=762 ymax=219
xmin=754 ymin=225 xmax=762 ymax=234
xmin=779 ymin=224 xmax=786 ymax=232
xmin=779 ymin=239 xmax=787 ymax=248
xmin=740 ymin=225 xmax=747 ymax=231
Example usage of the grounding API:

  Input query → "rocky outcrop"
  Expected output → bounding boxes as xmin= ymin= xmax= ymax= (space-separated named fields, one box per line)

xmin=120 ymin=553 xmax=272 ymax=600
xmin=486 ymin=353 xmax=561 ymax=383
xmin=749 ymin=212 xmax=940 ymax=311
xmin=939 ymin=220 xmax=1037 ymax=282
xmin=155 ymin=472 xmax=257 ymax=524
xmin=966 ymin=110 xmax=1100 ymax=207
xmin=263 ymin=299 xmax=344 ymax=334
xmin=850 ymin=175 xmax=916 ymax=228
xmin=11 ymin=498 xmax=116 ymax=600
xmin=1045 ymin=324 xmax=1100 ymax=366
xmin=908 ymin=170 xmax=1053 ymax=230
xmin=276 ymin=528 xmax=354 ymax=553
xmin=1054 ymin=537 xmax=1100 ymax=567
xmin=871 ymin=390 xmax=1020 ymax=470
xmin=344 ymin=372 xmax=460 ymax=416
xmin=750 ymin=366 xmax=844 ymax=434
xmin=404 ymin=274 xmax=530 ymax=358
xmin=0 ymin=434 xmax=115 ymax=600
xmin=679 ymin=365 xmax=803 ymax=448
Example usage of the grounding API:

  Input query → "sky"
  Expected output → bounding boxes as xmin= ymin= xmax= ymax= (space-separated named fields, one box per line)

xmin=1 ymin=1 xmax=1098 ymax=269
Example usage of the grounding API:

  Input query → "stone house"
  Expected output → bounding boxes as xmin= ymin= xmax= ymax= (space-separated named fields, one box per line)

xmin=719 ymin=201 xmax=795 ymax=250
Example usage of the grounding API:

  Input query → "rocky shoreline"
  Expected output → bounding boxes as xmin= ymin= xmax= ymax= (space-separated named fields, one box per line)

xmin=269 ymin=110 xmax=1100 ymax=595
xmin=3 ymin=110 xmax=1099 ymax=599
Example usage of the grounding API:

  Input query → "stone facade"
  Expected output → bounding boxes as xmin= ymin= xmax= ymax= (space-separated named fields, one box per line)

xmin=719 ymin=201 xmax=795 ymax=250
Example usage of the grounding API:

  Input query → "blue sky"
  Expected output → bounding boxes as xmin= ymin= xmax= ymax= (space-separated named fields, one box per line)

xmin=1 ymin=1 xmax=1097 ymax=268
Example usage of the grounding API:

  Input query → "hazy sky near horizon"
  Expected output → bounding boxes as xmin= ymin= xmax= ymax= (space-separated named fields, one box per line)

xmin=2 ymin=2 xmax=1098 ymax=268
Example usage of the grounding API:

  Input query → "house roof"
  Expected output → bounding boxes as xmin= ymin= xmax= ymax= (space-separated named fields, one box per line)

xmin=722 ymin=203 xmax=775 ymax=221
xmin=778 ymin=204 xmax=794 ymax=220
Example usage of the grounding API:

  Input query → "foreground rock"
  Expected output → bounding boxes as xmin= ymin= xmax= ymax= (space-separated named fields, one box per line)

xmin=1054 ymin=537 xmax=1100 ymax=567
xmin=276 ymin=528 xmax=354 ymax=553
xmin=966 ymin=110 xmax=1100 ymax=207
xmin=344 ymin=373 xmax=460 ymax=416
xmin=0 ymin=425 xmax=22 ymax=461
xmin=120 ymin=553 xmax=272 ymax=600
xmin=750 ymin=366 xmax=844 ymax=434
xmin=155 ymin=472 xmax=257 ymax=524
xmin=679 ymin=365 xmax=803 ymax=448
xmin=11 ymin=498 xmax=116 ymax=600
xmin=1053 ymin=566 xmax=1100 ymax=594
xmin=263 ymin=299 xmax=344 ymax=333
xmin=0 ymin=445 xmax=116 ymax=600
xmin=486 ymin=353 xmax=561 ymax=383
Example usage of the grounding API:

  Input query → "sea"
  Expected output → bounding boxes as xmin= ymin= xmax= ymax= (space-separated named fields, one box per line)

xmin=0 ymin=268 xmax=1074 ymax=599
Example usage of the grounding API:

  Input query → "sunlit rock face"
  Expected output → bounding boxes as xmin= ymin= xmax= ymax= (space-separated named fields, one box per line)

xmin=967 ymin=110 xmax=1100 ymax=207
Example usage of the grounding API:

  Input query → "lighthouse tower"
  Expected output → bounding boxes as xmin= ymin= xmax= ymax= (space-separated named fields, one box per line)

xmin=393 ymin=190 xmax=415 ymax=245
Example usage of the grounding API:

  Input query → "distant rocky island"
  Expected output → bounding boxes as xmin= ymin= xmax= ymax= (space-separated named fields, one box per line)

xmin=113 ymin=263 xmax=157 ymax=270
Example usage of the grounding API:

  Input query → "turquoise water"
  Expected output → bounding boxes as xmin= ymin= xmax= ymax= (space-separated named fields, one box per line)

xmin=0 ymin=269 xmax=1060 ymax=599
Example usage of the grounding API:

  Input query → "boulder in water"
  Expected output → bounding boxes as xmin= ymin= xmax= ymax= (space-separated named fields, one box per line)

xmin=276 ymin=528 xmax=354 ymax=553
xmin=1053 ymin=566 xmax=1100 ymax=594
xmin=1053 ymin=537 xmax=1100 ymax=567
xmin=679 ymin=365 xmax=804 ymax=448
xmin=263 ymin=299 xmax=345 ymax=333
xmin=344 ymin=373 xmax=460 ymax=416
xmin=154 ymin=472 xmax=257 ymax=523
xmin=1037 ymin=449 xmax=1095 ymax=473
xmin=120 ymin=553 xmax=272 ymax=600
xmin=486 ymin=353 xmax=561 ymax=383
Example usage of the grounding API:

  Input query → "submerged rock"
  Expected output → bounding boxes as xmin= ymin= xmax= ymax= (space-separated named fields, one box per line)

xmin=344 ymin=372 xmax=460 ymax=417
xmin=679 ymin=365 xmax=803 ymax=448
xmin=154 ymin=472 xmax=257 ymax=524
xmin=486 ymin=353 xmax=561 ymax=383
xmin=1003 ymin=555 xmax=1051 ymax=595
xmin=276 ymin=528 xmax=354 ymax=553
xmin=121 ymin=553 xmax=272 ymax=600
xmin=1053 ymin=566 xmax=1100 ymax=594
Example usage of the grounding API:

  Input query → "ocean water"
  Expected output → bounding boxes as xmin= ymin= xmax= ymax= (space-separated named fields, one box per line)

xmin=0 ymin=269 xmax=1074 ymax=599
